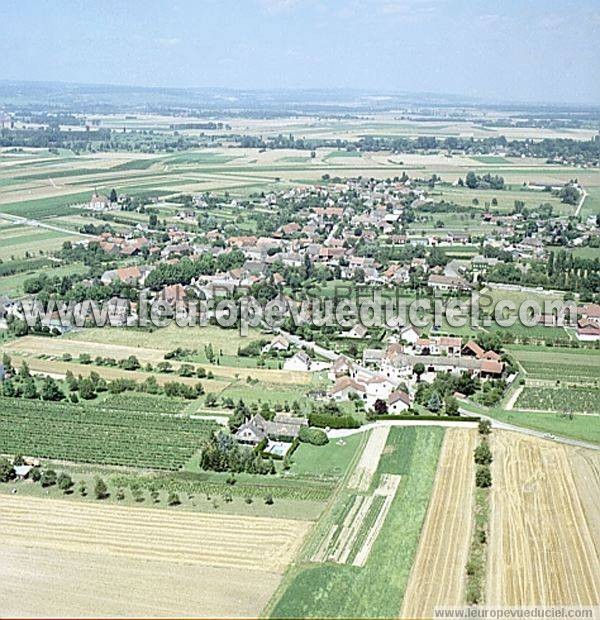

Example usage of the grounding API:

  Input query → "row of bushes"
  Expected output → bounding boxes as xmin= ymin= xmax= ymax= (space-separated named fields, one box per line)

xmin=308 ymin=412 xmax=361 ymax=429
xmin=366 ymin=414 xmax=480 ymax=422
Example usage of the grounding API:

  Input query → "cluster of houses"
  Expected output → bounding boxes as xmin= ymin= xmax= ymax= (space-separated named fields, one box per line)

xmin=324 ymin=330 xmax=505 ymax=411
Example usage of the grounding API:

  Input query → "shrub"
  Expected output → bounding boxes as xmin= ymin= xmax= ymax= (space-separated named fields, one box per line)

xmin=0 ymin=458 xmax=15 ymax=482
xmin=475 ymin=465 xmax=492 ymax=488
xmin=57 ymin=472 xmax=74 ymax=493
xmin=474 ymin=441 xmax=492 ymax=465
xmin=94 ymin=477 xmax=109 ymax=499
xmin=298 ymin=426 xmax=329 ymax=445
xmin=308 ymin=412 xmax=360 ymax=429
xmin=167 ymin=492 xmax=181 ymax=506
xmin=41 ymin=469 xmax=57 ymax=487
xmin=478 ymin=418 xmax=492 ymax=435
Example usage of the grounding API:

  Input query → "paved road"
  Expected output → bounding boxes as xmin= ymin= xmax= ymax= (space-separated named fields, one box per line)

xmin=280 ymin=329 xmax=340 ymax=362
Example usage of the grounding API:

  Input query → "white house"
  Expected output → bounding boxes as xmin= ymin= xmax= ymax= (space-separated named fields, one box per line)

xmin=330 ymin=376 xmax=366 ymax=401
xmin=343 ymin=324 xmax=369 ymax=339
xmin=283 ymin=351 xmax=312 ymax=372
xmin=262 ymin=335 xmax=290 ymax=354
xmin=328 ymin=355 xmax=354 ymax=381
xmin=387 ymin=390 xmax=411 ymax=413
xmin=400 ymin=326 xmax=420 ymax=345
xmin=365 ymin=375 xmax=396 ymax=406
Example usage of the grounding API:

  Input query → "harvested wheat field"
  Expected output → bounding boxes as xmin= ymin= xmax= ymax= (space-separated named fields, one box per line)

xmin=401 ymin=428 xmax=477 ymax=618
xmin=0 ymin=494 xmax=311 ymax=617
xmin=487 ymin=431 xmax=600 ymax=606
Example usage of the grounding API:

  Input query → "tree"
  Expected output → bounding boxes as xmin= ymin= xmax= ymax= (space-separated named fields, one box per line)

xmin=41 ymin=469 xmax=57 ymax=487
xmin=426 ymin=390 xmax=442 ymax=413
xmin=94 ymin=477 xmax=108 ymax=499
xmin=22 ymin=378 xmax=39 ymax=400
xmin=466 ymin=171 xmax=478 ymax=189
xmin=373 ymin=399 xmax=388 ymax=415
xmin=445 ymin=396 xmax=459 ymax=416
xmin=478 ymin=418 xmax=492 ymax=436
xmin=41 ymin=377 xmax=64 ymax=401
xmin=167 ymin=492 xmax=181 ymax=506
xmin=19 ymin=361 xmax=31 ymax=379
xmin=475 ymin=465 xmax=492 ymax=488
xmin=78 ymin=378 xmax=96 ymax=400
xmin=0 ymin=458 xmax=15 ymax=482
xmin=109 ymin=188 xmax=118 ymax=203
xmin=474 ymin=441 xmax=492 ymax=465
xmin=57 ymin=473 xmax=74 ymax=493
xmin=413 ymin=362 xmax=425 ymax=382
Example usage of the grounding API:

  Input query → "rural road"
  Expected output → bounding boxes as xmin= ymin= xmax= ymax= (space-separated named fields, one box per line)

xmin=575 ymin=187 xmax=587 ymax=217
xmin=459 ymin=407 xmax=600 ymax=452
xmin=328 ymin=419 xmax=478 ymax=439
xmin=0 ymin=210 xmax=94 ymax=238
xmin=328 ymin=414 xmax=599 ymax=452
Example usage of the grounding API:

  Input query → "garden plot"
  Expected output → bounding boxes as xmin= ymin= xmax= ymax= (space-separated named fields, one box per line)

xmin=514 ymin=387 xmax=600 ymax=414
xmin=348 ymin=426 xmax=390 ymax=492
xmin=312 ymin=474 xmax=401 ymax=567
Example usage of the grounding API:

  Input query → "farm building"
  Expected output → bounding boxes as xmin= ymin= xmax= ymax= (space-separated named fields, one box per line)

xmin=234 ymin=413 xmax=308 ymax=445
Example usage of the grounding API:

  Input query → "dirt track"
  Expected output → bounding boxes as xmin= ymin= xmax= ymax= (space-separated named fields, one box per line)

xmin=401 ymin=428 xmax=477 ymax=617
xmin=486 ymin=431 xmax=600 ymax=606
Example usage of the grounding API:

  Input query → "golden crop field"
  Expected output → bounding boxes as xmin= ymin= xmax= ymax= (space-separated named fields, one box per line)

xmin=0 ymin=494 xmax=312 ymax=617
xmin=486 ymin=432 xmax=600 ymax=606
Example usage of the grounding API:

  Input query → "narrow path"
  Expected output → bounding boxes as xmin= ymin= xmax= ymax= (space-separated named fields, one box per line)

xmin=575 ymin=187 xmax=587 ymax=217
xmin=504 ymin=384 xmax=524 ymax=410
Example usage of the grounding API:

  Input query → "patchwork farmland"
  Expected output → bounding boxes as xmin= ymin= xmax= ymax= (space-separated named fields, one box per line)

xmin=401 ymin=428 xmax=478 ymax=617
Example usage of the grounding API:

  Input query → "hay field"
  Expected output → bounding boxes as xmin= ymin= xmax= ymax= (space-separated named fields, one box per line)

xmin=0 ymin=494 xmax=311 ymax=617
xmin=486 ymin=432 xmax=599 ymax=606
xmin=401 ymin=428 xmax=477 ymax=617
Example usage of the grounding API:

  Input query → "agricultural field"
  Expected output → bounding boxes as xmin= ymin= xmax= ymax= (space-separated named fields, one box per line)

xmin=487 ymin=432 xmax=599 ymax=606
xmin=507 ymin=345 xmax=600 ymax=383
xmin=0 ymin=397 xmax=217 ymax=469
xmin=268 ymin=426 xmax=445 ymax=618
xmin=0 ymin=494 xmax=310 ymax=618
xmin=401 ymin=428 xmax=477 ymax=617
xmin=514 ymin=386 xmax=600 ymax=414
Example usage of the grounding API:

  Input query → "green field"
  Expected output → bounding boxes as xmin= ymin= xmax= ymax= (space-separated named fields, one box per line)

xmin=460 ymin=399 xmax=600 ymax=444
xmin=287 ymin=434 xmax=364 ymax=483
xmin=269 ymin=426 xmax=444 ymax=618
xmin=514 ymin=386 xmax=600 ymax=414
xmin=507 ymin=345 xmax=600 ymax=382
xmin=0 ymin=397 xmax=217 ymax=469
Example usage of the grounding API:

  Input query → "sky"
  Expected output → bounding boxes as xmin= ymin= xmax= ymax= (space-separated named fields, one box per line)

xmin=0 ymin=0 xmax=599 ymax=105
